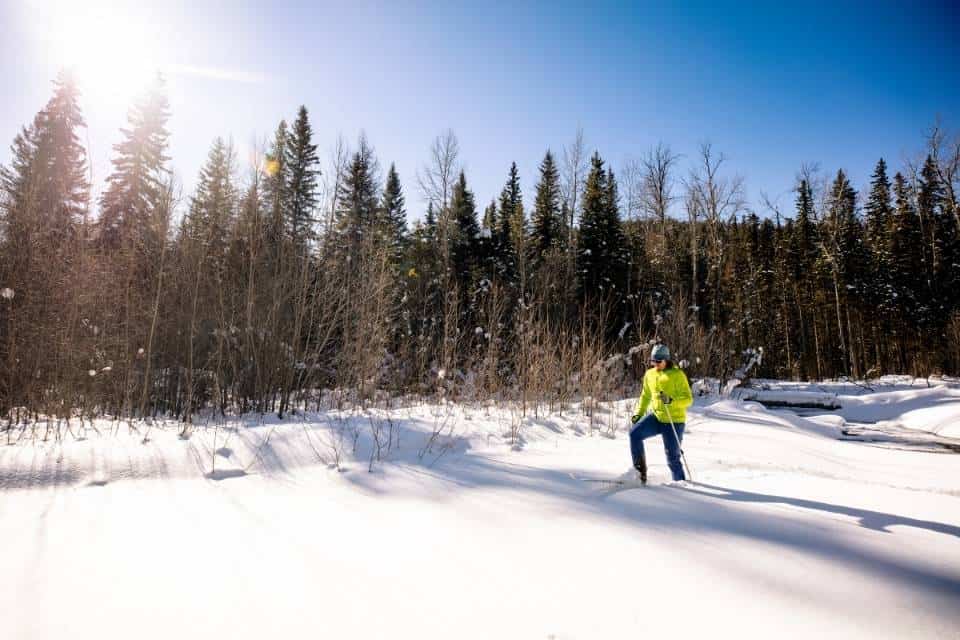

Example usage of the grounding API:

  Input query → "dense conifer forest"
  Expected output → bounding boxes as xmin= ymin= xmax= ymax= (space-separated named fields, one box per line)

xmin=2 ymin=73 xmax=958 ymax=421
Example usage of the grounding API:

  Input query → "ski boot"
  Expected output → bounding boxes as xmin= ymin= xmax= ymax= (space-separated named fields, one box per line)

xmin=634 ymin=455 xmax=648 ymax=485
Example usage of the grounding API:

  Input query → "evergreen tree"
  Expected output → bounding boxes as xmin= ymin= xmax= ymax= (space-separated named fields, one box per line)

xmin=530 ymin=150 xmax=562 ymax=266
xmin=334 ymin=135 xmax=380 ymax=253
xmin=578 ymin=153 xmax=627 ymax=310
xmin=0 ymin=71 xmax=91 ymax=412
xmin=792 ymin=178 xmax=819 ymax=279
xmin=822 ymin=169 xmax=867 ymax=374
xmin=98 ymin=74 xmax=171 ymax=252
xmin=916 ymin=156 xmax=944 ymax=324
xmin=448 ymin=171 xmax=480 ymax=297
xmin=1 ymin=71 xmax=89 ymax=245
xmin=890 ymin=172 xmax=924 ymax=309
xmin=182 ymin=138 xmax=237 ymax=270
xmin=864 ymin=159 xmax=893 ymax=252
xmin=379 ymin=163 xmax=407 ymax=267
xmin=425 ymin=201 xmax=437 ymax=232
xmin=482 ymin=199 xmax=497 ymax=233
xmin=286 ymin=106 xmax=320 ymax=251
xmin=789 ymin=178 xmax=821 ymax=378
xmin=494 ymin=162 xmax=522 ymax=283
xmin=263 ymin=120 xmax=291 ymax=255
xmin=864 ymin=158 xmax=894 ymax=308
xmin=919 ymin=155 xmax=960 ymax=320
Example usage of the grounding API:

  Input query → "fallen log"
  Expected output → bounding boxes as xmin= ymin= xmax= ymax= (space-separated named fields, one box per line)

xmin=734 ymin=389 xmax=842 ymax=410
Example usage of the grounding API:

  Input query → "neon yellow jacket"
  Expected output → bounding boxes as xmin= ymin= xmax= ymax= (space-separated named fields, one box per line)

xmin=634 ymin=365 xmax=693 ymax=423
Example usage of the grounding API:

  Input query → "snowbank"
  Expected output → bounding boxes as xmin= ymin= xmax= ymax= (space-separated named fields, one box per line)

xmin=1 ymin=385 xmax=958 ymax=640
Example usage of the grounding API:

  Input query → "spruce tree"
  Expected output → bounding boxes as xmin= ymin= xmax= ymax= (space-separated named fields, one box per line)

xmin=793 ymin=179 xmax=819 ymax=279
xmin=334 ymin=135 xmax=380 ymax=253
xmin=530 ymin=150 xmax=562 ymax=267
xmin=182 ymin=138 xmax=237 ymax=271
xmin=482 ymin=199 xmax=497 ymax=234
xmin=0 ymin=71 xmax=90 ymax=412
xmin=864 ymin=158 xmax=894 ymax=309
xmin=98 ymin=74 xmax=171 ymax=252
xmin=379 ymin=163 xmax=407 ymax=267
xmin=890 ymin=172 xmax=923 ymax=310
xmin=578 ymin=153 xmax=627 ymax=309
xmin=865 ymin=159 xmax=893 ymax=251
xmin=449 ymin=171 xmax=480 ymax=297
xmin=916 ymin=156 xmax=944 ymax=324
xmin=494 ymin=162 xmax=522 ymax=283
xmin=822 ymin=169 xmax=866 ymax=374
xmin=286 ymin=106 xmax=320 ymax=252
xmin=790 ymin=178 xmax=821 ymax=378
xmin=919 ymin=155 xmax=960 ymax=320
xmin=263 ymin=120 xmax=291 ymax=255
xmin=1 ymin=71 xmax=89 ymax=245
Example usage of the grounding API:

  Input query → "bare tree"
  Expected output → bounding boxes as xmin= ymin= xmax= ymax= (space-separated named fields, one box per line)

xmin=926 ymin=121 xmax=960 ymax=226
xmin=620 ymin=157 xmax=644 ymax=223
xmin=641 ymin=142 xmax=680 ymax=267
xmin=685 ymin=142 xmax=746 ymax=382
xmin=417 ymin=129 xmax=460 ymax=213
xmin=322 ymin=134 xmax=350 ymax=237
xmin=561 ymin=127 xmax=588 ymax=239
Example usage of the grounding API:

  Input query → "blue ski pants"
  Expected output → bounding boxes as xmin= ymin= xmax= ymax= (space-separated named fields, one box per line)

xmin=629 ymin=414 xmax=685 ymax=481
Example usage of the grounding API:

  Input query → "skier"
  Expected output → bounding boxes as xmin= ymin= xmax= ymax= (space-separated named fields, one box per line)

xmin=629 ymin=344 xmax=693 ymax=484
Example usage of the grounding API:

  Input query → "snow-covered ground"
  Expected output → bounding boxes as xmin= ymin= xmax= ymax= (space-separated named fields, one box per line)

xmin=2 ymin=378 xmax=959 ymax=639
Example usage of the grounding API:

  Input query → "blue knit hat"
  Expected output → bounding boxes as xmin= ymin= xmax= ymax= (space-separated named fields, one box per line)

xmin=651 ymin=344 xmax=671 ymax=361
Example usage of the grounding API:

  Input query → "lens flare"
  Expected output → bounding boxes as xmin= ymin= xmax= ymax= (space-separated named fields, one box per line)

xmin=30 ymin=0 xmax=167 ymax=107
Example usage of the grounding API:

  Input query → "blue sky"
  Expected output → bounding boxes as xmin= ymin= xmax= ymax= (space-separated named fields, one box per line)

xmin=2 ymin=0 xmax=958 ymax=220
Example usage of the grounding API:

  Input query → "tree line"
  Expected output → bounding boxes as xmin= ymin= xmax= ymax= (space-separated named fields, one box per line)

xmin=1 ymin=73 xmax=958 ymax=423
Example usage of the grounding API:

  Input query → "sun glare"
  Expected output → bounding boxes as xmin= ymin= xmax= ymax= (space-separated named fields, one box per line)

xmin=31 ymin=0 xmax=167 ymax=105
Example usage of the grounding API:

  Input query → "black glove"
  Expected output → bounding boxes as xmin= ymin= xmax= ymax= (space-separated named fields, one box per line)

xmin=659 ymin=392 xmax=672 ymax=405
xmin=631 ymin=413 xmax=642 ymax=424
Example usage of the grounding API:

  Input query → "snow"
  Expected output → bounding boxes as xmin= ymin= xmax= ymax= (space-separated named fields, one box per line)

xmin=734 ymin=388 xmax=842 ymax=409
xmin=2 ymin=379 xmax=959 ymax=639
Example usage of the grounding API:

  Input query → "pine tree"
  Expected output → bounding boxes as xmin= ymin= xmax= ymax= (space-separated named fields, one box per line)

xmin=182 ymin=138 xmax=237 ymax=270
xmin=0 ymin=71 xmax=91 ymax=412
xmin=864 ymin=159 xmax=893 ymax=252
xmin=530 ymin=150 xmax=562 ymax=267
xmin=263 ymin=120 xmax=291 ymax=255
xmin=890 ymin=172 xmax=923 ymax=308
xmin=1 ymin=72 xmax=89 ymax=245
xmin=334 ymin=135 xmax=380 ymax=254
xmin=790 ymin=179 xmax=821 ymax=378
xmin=494 ymin=162 xmax=522 ymax=283
xmin=792 ymin=179 xmax=819 ymax=279
xmin=97 ymin=74 xmax=171 ymax=252
xmin=821 ymin=169 xmax=866 ymax=375
xmin=425 ymin=201 xmax=437 ymax=232
xmin=578 ymin=153 xmax=627 ymax=310
xmin=286 ymin=106 xmax=320 ymax=252
xmin=864 ymin=158 xmax=894 ymax=309
xmin=919 ymin=155 xmax=960 ymax=321
xmin=449 ymin=171 xmax=480 ymax=297
xmin=482 ymin=199 xmax=497 ymax=234
xmin=379 ymin=163 xmax=407 ymax=268
xmin=772 ymin=216 xmax=799 ymax=377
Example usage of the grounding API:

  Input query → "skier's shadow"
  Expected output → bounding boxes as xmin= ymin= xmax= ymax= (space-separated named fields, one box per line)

xmin=681 ymin=482 xmax=960 ymax=539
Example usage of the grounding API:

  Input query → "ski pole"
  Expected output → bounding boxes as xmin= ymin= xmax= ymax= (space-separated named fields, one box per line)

xmin=665 ymin=410 xmax=693 ymax=482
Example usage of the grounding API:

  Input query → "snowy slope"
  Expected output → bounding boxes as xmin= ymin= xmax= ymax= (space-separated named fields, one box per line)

xmin=1 ymin=383 xmax=959 ymax=639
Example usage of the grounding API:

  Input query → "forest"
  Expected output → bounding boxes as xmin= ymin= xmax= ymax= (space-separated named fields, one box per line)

xmin=2 ymin=72 xmax=958 ymax=423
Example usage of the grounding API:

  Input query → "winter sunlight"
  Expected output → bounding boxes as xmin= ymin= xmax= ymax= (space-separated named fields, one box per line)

xmin=29 ymin=0 xmax=167 ymax=105
xmin=2 ymin=2 xmax=959 ymax=639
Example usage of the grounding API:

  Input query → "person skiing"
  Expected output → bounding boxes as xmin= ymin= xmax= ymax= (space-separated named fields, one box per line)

xmin=629 ymin=344 xmax=693 ymax=484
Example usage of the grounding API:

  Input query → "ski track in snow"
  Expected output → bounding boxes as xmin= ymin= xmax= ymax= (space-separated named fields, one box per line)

xmin=1 ymin=381 xmax=959 ymax=639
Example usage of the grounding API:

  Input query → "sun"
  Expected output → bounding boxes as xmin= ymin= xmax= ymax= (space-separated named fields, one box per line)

xmin=30 ymin=0 xmax=167 ymax=106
